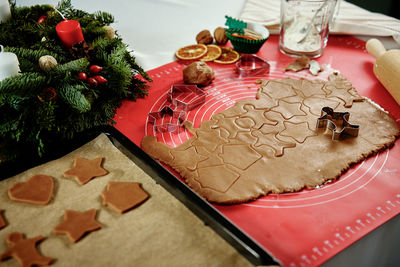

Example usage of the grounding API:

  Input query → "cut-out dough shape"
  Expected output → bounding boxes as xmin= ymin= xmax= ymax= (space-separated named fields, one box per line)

xmin=211 ymin=114 xmax=251 ymax=138
xmin=101 ymin=182 xmax=149 ymax=213
xmin=196 ymin=165 xmax=240 ymax=193
xmin=280 ymin=121 xmax=317 ymax=143
xmin=53 ymin=209 xmax=102 ymax=243
xmin=270 ymin=100 xmax=307 ymax=120
xmin=8 ymin=175 xmax=54 ymax=205
xmin=170 ymin=147 xmax=208 ymax=171
xmin=0 ymin=210 xmax=6 ymax=229
xmin=240 ymin=104 xmax=278 ymax=129
xmin=0 ymin=232 xmax=53 ymax=267
xmin=252 ymin=130 xmax=296 ymax=157
xmin=220 ymin=144 xmax=262 ymax=170
xmin=64 ymin=157 xmax=108 ymax=185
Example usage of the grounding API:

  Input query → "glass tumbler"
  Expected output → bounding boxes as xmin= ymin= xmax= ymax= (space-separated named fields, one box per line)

xmin=279 ymin=0 xmax=337 ymax=58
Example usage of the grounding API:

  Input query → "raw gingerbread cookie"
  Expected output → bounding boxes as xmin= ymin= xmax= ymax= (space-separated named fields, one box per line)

xmin=0 ymin=232 xmax=53 ymax=267
xmin=53 ymin=209 xmax=102 ymax=243
xmin=101 ymin=182 xmax=149 ymax=213
xmin=142 ymin=73 xmax=400 ymax=204
xmin=64 ymin=157 xmax=108 ymax=185
xmin=8 ymin=175 xmax=54 ymax=205
xmin=0 ymin=210 xmax=6 ymax=229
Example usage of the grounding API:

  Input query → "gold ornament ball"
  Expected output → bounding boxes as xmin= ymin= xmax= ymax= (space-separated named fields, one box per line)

xmin=103 ymin=26 xmax=115 ymax=39
xmin=39 ymin=55 xmax=58 ymax=72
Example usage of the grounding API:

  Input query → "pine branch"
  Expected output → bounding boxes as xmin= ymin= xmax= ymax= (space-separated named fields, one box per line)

xmin=0 ymin=73 xmax=47 ymax=104
xmin=4 ymin=47 xmax=65 ymax=62
xmin=54 ymin=58 xmax=90 ymax=73
xmin=58 ymin=84 xmax=91 ymax=112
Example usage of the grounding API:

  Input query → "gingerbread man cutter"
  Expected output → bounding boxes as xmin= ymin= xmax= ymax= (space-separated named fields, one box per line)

xmin=316 ymin=106 xmax=359 ymax=141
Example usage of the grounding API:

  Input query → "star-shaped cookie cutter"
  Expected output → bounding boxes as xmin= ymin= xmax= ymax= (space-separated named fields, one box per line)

xmin=316 ymin=106 xmax=359 ymax=140
xmin=148 ymin=106 xmax=186 ymax=133
xmin=167 ymin=84 xmax=206 ymax=111
xmin=236 ymin=54 xmax=270 ymax=77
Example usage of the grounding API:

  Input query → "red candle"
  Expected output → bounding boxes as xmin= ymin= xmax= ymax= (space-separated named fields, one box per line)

xmin=56 ymin=20 xmax=84 ymax=48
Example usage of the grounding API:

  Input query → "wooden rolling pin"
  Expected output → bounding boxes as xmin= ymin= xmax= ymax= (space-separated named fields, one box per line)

xmin=366 ymin=39 xmax=400 ymax=105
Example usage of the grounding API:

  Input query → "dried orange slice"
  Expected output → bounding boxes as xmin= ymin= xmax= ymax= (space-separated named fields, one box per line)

xmin=214 ymin=47 xmax=240 ymax=64
xmin=175 ymin=44 xmax=208 ymax=60
xmin=200 ymin=45 xmax=222 ymax=61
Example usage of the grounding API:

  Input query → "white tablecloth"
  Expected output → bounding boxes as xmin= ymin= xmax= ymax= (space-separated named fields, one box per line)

xmin=12 ymin=1 xmax=400 ymax=266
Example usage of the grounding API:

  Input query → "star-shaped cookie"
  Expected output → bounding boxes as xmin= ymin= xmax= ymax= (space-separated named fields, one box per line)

xmin=64 ymin=157 xmax=108 ymax=185
xmin=102 ymin=182 xmax=149 ymax=213
xmin=53 ymin=209 xmax=102 ymax=243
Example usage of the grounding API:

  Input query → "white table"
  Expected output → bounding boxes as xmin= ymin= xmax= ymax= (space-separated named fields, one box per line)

xmin=13 ymin=1 xmax=400 ymax=266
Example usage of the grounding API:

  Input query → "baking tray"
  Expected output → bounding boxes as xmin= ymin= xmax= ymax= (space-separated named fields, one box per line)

xmin=0 ymin=125 xmax=278 ymax=266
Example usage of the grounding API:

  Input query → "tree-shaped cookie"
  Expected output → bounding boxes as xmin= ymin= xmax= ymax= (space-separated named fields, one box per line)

xmin=0 ymin=232 xmax=53 ymax=267
xmin=101 ymin=182 xmax=149 ymax=213
xmin=64 ymin=157 xmax=108 ymax=185
xmin=53 ymin=209 xmax=102 ymax=242
xmin=8 ymin=175 xmax=54 ymax=205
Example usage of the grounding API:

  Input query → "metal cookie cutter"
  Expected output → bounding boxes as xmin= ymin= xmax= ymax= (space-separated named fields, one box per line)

xmin=236 ymin=54 xmax=270 ymax=77
xmin=167 ymin=84 xmax=206 ymax=112
xmin=148 ymin=106 xmax=186 ymax=133
xmin=316 ymin=106 xmax=359 ymax=141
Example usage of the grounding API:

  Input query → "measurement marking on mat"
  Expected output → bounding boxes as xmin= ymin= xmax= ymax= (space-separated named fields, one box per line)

xmin=324 ymin=240 xmax=333 ymax=248
xmin=356 ymin=219 xmax=365 ymax=227
xmin=335 ymin=233 xmax=344 ymax=241
xmin=301 ymin=255 xmax=311 ymax=264
xmin=346 ymin=226 xmax=355 ymax=234
xmin=366 ymin=213 xmax=376 ymax=220
xmin=313 ymin=247 xmax=323 ymax=256
xmin=377 ymin=206 xmax=386 ymax=214
xmin=387 ymin=200 xmax=396 ymax=207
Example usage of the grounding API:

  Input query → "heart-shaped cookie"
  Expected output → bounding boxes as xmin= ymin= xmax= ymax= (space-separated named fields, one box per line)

xmin=8 ymin=175 xmax=54 ymax=205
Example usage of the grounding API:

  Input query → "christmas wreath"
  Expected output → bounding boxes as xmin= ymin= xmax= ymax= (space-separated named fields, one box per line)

xmin=0 ymin=0 xmax=151 ymax=162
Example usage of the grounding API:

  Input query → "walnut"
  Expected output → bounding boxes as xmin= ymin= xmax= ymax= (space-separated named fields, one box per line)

xmin=38 ymin=55 xmax=58 ymax=72
xmin=102 ymin=26 xmax=115 ymax=39
xmin=214 ymin=27 xmax=228 ymax=45
xmin=183 ymin=61 xmax=215 ymax=86
xmin=196 ymin=30 xmax=213 ymax=45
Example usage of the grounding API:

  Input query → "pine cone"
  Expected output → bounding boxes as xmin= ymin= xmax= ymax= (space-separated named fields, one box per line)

xmin=69 ymin=41 xmax=94 ymax=60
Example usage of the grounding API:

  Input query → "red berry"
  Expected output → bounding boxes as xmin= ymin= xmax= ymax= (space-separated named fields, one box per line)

xmin=78 ymin=72 xmax=87 ymax=80
xmin=38 ymin=15 xmax=47 ymax=24
xmin=89 ymin=65 xmax=103 ymax=74
xmin=93 ymin=75 xmax=107 ymax=84
xmin=88 ymin=77 xmax=98 ymax=87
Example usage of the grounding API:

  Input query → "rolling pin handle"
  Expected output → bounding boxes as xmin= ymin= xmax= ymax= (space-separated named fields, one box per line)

xmin=366 ymin=38 xmax=386 ymax=59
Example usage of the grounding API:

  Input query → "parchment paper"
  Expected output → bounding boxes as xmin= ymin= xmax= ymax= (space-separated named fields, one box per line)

xmin=0 ymin=134 xmax=252 ymax=267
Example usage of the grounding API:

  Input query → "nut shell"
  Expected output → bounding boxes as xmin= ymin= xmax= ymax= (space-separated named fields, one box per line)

xmin=183 ymin=61 xmax=215 ymax=86
xmin=196 ymin=30 xmax=213 ymax=45
xmin=38 ymin=55 xmax=58 ymax=72
xmin=214 ymin=27 xmax=228 ymax=45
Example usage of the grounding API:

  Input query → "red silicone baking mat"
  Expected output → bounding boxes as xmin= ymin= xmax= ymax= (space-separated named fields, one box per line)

xmin=114 ymin=35 xmax=400 ymax=266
